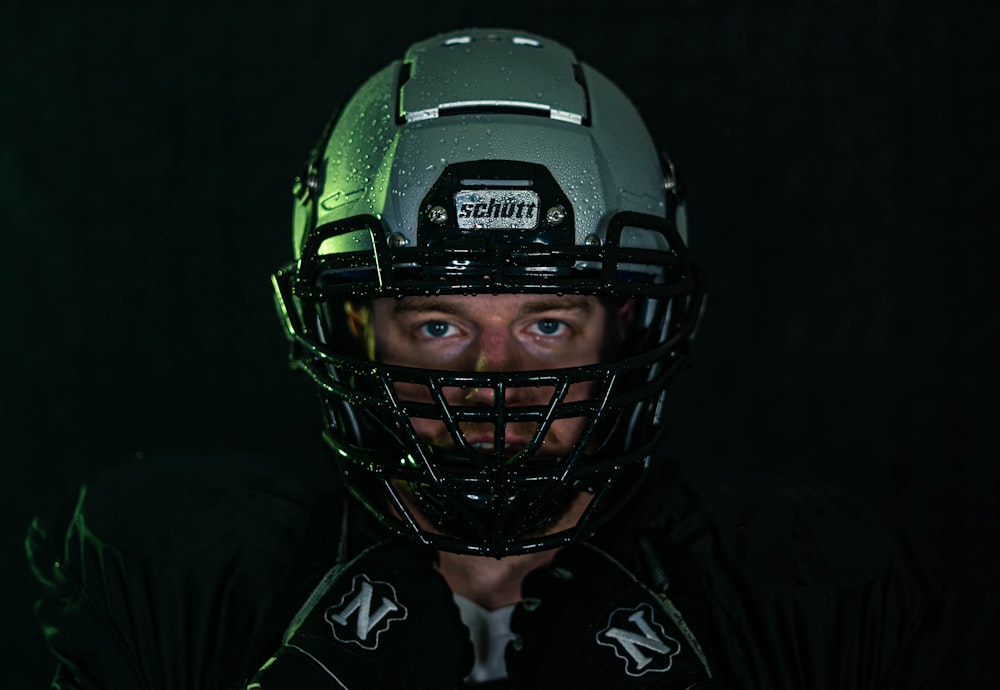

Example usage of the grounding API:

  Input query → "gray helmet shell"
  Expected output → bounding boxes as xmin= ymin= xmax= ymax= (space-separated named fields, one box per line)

xmin=293 ymin=28 xmax=683 ymax=265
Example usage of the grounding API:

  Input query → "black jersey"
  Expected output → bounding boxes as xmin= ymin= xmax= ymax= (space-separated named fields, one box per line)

xmin=26 ymin=452 xmax=949 ymax=689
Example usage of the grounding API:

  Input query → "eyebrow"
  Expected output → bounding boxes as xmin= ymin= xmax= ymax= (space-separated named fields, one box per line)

xmin=390 ymin=295 xmax=595 ymax=317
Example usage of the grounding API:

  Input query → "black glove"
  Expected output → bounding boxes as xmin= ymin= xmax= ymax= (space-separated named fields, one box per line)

xmin=506 ymin=542 xmax=719 ymax=689
xmin=248 ymin=538 xmax=473 ymax=689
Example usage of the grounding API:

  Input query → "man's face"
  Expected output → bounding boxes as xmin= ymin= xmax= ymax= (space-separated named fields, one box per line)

xmin=347 ymin=293 xmax=631 ymax=457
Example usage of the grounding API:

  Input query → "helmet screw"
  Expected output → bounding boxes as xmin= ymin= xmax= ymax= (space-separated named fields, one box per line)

xmin=584 ymin=233 xmax=601 ymax=246
xmin=427 ymin=205 xmax=449 ymax=225
xmin=388 ymin=232 xmax=409 ymax=247
xmin=546 ymin=205 xmax=566 ymax=225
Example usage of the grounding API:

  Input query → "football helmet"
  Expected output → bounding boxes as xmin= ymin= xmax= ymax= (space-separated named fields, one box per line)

xmin=273 ymin=28 xmax=704 ymax=557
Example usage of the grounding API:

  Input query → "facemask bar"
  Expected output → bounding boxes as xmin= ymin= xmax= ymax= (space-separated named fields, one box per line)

xmin=293 ymin=212 xmax=695 ymax=301
xmin=272 ymin=209 xmax=705 ymax=555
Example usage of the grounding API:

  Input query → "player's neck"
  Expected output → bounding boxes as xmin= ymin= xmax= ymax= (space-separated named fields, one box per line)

xmin=437 ymin=548 xmax=558 ymax=610
xmin=434 ymin=491 xmax=594 ymax=609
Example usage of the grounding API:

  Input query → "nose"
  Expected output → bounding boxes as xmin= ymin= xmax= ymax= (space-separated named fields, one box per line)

xmin=461 ymin=328 xmax=536 ymax=407
xmin=474 ymin=326 xmax=529 ymax=373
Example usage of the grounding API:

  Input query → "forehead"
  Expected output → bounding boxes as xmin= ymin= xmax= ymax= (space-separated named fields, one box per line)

xmin=372 ymin=293 xmax=602 ymax=320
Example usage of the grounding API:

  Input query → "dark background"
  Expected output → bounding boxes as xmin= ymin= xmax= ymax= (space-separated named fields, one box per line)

xmin=3 ymin=0 xmax=997 ymax=684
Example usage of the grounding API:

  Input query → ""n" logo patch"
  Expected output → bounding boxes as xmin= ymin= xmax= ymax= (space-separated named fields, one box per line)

xmin=323 ymin=574 xmax=408 ymax=651
xmin=596 ymin=602 xmax=682 ymax=676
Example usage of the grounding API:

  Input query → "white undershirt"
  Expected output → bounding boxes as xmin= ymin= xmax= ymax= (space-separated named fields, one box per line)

xmin=453 ymin=593 xmax=516 ymax=683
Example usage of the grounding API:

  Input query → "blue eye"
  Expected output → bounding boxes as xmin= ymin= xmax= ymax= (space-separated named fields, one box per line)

xmin=535 ymin=319 xmax=564 ymax=335
xmin=421 ymin=321 xmax=451 ymax=337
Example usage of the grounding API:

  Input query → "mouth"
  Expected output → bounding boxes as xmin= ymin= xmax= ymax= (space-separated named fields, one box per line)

xmin=468 ymin=439 xmax=528 ymax=458
xmin=422 ymin=424 xmax=569 ymax=462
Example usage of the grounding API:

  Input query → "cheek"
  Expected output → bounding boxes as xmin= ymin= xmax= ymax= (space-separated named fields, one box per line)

xmin=408 ymin=416 xmax=450 ymax=445
xmin=378 ymin=334 xmax=472 ymax=370
xmin=565 ymin=378 xmax=599 ymax=402
xmin=547 ymin=325 xmax=610 ymax=369
xmin=392 ymin=380 xmax=431 ymax=402
xmin=389 ymin=383 xmax=452 ymax=442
